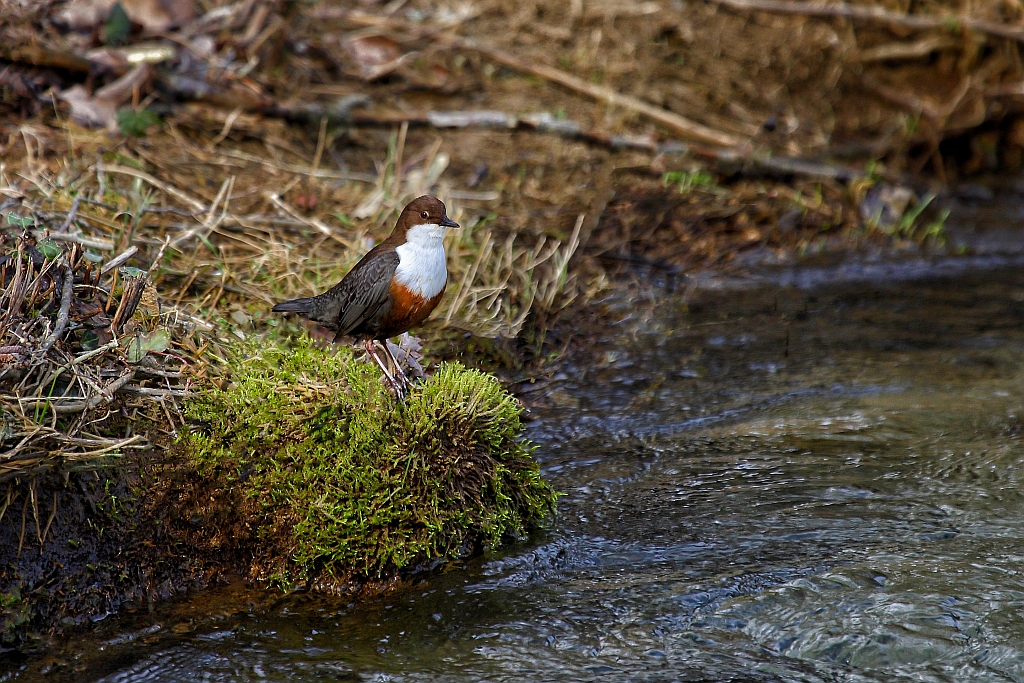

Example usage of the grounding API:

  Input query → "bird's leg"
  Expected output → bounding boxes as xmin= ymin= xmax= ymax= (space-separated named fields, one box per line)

xmin=365 ymin=340 xmax=404 ymax=398
xmin=380 ymin=339 xmax=412 ymax=391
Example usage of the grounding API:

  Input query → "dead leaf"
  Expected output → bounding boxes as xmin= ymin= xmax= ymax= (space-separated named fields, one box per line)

xmin=56 ymin=0 xmax=196 ymax=33
xmin=58 ymin=85 xmax=118 ymax=129
xmin=345 ymin=34 xmax=407 ymax=81
xmin=59 ymin=63 xmax=151 ymax=129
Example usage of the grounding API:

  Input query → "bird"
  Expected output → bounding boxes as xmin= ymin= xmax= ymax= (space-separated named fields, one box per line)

xmin=272 ymin=195 xmax=459 ymax=397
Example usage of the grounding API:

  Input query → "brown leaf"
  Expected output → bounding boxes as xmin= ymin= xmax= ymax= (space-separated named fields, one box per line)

xmin=58 ymin=63 xmax=151 ymax=129
xmin=56 ymin=0 xmax=195 ymax=33
xmin=345 ymin=34 xmax=404 ymax=81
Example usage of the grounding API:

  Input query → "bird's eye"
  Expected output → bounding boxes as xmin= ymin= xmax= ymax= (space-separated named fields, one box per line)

xmin=420 ymin=211 xmax=429 ymax=219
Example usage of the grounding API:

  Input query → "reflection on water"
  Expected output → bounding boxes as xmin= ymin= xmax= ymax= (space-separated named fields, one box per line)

xmin=11 ymin=267 xmax=1024 ymax=682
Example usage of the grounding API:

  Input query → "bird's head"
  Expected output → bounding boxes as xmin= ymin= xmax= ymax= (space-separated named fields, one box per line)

xmin=394 ymin=195 xmax=460 ymax=243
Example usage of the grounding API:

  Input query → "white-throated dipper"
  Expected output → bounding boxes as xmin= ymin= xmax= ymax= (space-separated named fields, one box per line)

xmin=272 ymin=195 xmax=459 ymax=396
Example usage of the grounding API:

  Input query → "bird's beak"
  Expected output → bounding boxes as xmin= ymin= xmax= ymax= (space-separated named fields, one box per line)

xmin=441 ymin=216 xmax=460 ymax=228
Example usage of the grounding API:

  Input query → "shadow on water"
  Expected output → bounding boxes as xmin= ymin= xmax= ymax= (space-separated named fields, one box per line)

xmin=9 ymin=265 xmax=1024 ymax=683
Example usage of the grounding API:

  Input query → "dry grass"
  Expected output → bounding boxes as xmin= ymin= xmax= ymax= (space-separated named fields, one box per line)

xmin=0 ymin=112 xmax=589 ymax=482
xmin=130 ymin=122 xmax=588 ymax=339
xmin=0 ymin=165 xmax=208 ymax=485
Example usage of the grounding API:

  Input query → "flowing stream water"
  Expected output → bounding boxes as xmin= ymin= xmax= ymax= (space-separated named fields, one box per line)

xmin=9 ymin=259 xmax=1024 ymax=683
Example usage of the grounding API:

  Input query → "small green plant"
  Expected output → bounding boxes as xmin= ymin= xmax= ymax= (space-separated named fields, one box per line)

xmin=5 ymin=213 xmax=34 ymax=230
xmin=893 ymin=193 xmax=934 ymax=237
xmin=0 ymin=590 xmax=29 ymax=644
xmin=663 ymin=170 xmax=715 ymax=195
xmin=104 ymin=2 xmax=131 ymax=46
xmin=902 ymin=113 xmax=921 ymax=135
xmin=919 ymin=208 xmax=950 ymax=246
xmin=116 ymin=108 xmax=162 ymax=137
xmin=862 ymin=190 xmax=949 ymax=245
xmin=181 ymin=335 xmax=557 ymax=583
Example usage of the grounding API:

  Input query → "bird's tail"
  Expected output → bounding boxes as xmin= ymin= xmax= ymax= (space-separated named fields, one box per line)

xmin=271 ymin=297 xmax=315 ymax=314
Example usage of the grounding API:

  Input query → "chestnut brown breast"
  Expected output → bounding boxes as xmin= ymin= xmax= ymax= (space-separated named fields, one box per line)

xmin=374 ymin=280 xmax=446 ymax=339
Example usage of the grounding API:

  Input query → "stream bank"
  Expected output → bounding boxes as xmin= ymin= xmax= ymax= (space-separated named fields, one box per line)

xmin=2 ymin=0 xmax=1024 ymax=666
xmin=8 ymin=258 xmax=1024 ymax=682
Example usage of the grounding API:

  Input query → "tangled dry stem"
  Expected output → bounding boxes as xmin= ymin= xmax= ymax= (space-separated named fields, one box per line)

xmin=0 ymin=195 xmax=203 ymax=484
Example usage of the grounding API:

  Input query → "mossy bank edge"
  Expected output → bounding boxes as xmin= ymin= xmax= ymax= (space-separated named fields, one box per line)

xmin=0 ymin=335 xmax=556 ymax=648
xmin=179 ymin=335 xmax=557 ymax=590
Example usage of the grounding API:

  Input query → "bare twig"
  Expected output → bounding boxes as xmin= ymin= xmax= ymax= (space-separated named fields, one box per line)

xmin=266 ymin=192 xmax=337 ymax=237
xmin=855 ymin=36 xmax=959 ymax=62
xmin=41 ymin=340 xmax=120 ymax=389
xmin=40 ymin=491 xmax=57 ymax=546
xmin=464 ymin=41 xmax=747 ymax=148
xmin=0 ymin=486 xmax=11 ymax=526
xmin=712 ymin=0 xmax=1024 ymax=44
xmin=861 ymin=73 xmax=973 ymax=123
xmin=120 ymin=386 xmax=188 ymax=397
xmin=346 ymin=109 xmax=661 ymax=152
xmin=51 ymin=371 xmax=134 ymax=414
xmin=170 ymin=176 xmax=233 ymax=249
xmin=35 ymin=261 xmax=73 ymax=357
xmin=57 ymin=197 xmax=83 ymax=233
xmin=100 ymin=246 xmax=139 ymax=275
xmin=111 ymin=269 xmax=148 ymax=332
xmin=33 ymin=231 xmax=115 ymax=251
xmin=61 ymin=434 xmax=143 ymax=458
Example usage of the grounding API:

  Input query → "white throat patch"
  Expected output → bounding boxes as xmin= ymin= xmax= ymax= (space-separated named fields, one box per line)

xmin=393 ymin=223 xmax=448 ymax=298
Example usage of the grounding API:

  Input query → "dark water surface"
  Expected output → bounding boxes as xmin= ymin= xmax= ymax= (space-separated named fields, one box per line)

xmin=11 ymin=266 xmax=1024 ymax=682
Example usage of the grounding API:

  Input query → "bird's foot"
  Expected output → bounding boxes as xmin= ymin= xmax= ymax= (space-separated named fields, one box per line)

xmin=381 ymin=373 xmax=407 ymax=400
xmin=382 ymin=339 xmax=415 ymax=392
xmin=366 ymin=339 xmax=408 ymax=400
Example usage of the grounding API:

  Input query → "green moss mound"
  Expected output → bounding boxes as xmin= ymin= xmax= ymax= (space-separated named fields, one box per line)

xmin=180 ymin=336 xmax=556 ymax=584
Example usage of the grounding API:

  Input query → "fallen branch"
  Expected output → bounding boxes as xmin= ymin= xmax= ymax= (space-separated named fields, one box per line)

xmin=463 ymin=41 xmax=747 ymax=149
xmin=353 ymin=107 xmax=863 ymax=179
xmin=344 ymin=109 xmax=661 ymax=152
xmin=712 ymin=0 xmax=1024 ymax=44
xmin=338 ymin=11 xmax=747 ymax=148
xmin=0 ymin=44 xmax=93 ymax=73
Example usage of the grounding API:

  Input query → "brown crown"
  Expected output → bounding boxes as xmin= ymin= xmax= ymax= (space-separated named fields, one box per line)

xmin=387 ymin=196 xmax=452 ymax=242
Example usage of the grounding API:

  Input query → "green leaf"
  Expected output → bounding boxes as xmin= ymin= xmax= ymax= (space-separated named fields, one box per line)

xmin=81 ymin=330 xmax=99 ymax=352
xmin=37 ymin=240 xmax=62 ymax=261
xmin=105 ymin=2 xmax=131 ymax=46
xmin=125 ymin=329 xmax=171 ymax=363
xmin=5 ymin=214 xmax=32 ymax=229
xmin=116 ymin=108 xmax=162 ymax=137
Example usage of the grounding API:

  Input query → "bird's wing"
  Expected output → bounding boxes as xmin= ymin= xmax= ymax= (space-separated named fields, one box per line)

xmin=313 ymin=249 xmax=400 ymax=336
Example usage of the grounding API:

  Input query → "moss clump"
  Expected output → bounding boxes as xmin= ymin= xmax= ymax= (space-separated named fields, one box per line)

xmin=180 ymin=335 xmax=556 ymax=584
xmin=0 ymin=589 xmax=29 ymax=646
